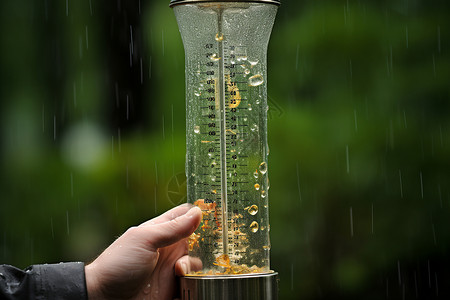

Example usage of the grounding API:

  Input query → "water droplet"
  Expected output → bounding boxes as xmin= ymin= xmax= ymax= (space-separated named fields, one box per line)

xmin=253 ymin=169 xmax=258 ymax=179
xmin=259 ymin=162 xmax=267 ymax=174
xmin=248 ymin=74 xmax=264 ymax=87
xmin=254 ymin=183 xmax=260 ymax=190
xmin=261 ymin=190 xmax=266 ymax=198
xmin=144 ymin=283 xmax=151 ymax=294
xmin=263 ymin=245 xmax=270 ymax=250
xmin=244 ymin=69 xmax=250 ymax=76
xmin=250 ymin=221 xmax=259 ymax=233
xmin=243 ymin=117 xmax=248 ymax=122
xmin=246 ymin=205 xmax=258 ymax=215
xmin=210 ymin=54 xmax=221 ymax=61
xmin=194 ymin=125 xmax=200 ymax=134
xmin=249 ymin=59 xmax=259 ymax=67
xmin=251 ymin=124 xmax=258 ymax=132
xmin=208 ymin=152 xmax=213 ymax=158
xmin=215 ymin=33 xmax=224 ymax=42
xmin=194 ymin=91 xmax=201 ymax=97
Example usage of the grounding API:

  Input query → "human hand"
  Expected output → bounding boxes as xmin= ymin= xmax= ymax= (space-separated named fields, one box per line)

xmin=85 ymin=204 xmax=202 ymax=300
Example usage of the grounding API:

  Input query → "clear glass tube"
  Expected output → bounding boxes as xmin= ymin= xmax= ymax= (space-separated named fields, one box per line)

xmin=174 ymin=2 xmax=278 ymax=275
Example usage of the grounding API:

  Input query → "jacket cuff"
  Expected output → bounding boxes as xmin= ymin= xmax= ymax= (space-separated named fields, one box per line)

xmin=33 ymin=262 xmax=88 ymax=300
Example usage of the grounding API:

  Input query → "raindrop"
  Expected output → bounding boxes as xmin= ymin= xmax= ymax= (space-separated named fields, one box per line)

xmin=130 ymin=26 xmax=134 ymax=55
xmin=254 ymin=183 xmax=260 ymax=190
xmin=194 ymin=125 xmax=200 ymax=134
xmin=194 ymin=91 xmax=201 ymax=97
xmin=261 ymin=190 xmax=266 ymax=198
xmin=249 ymin=59 xmax=259 ymax=67
xmin=253 ymin=169 xmax=258 ymax=179
xmin=126 ymin=95 xmax=129 ymax=120
xmin=437 ymin=25 xmax=441 ymax=53
xmin=346 ymin=145 xmax=350 ymax=174
xmin=259 ymin=162 xmax=267 ymax=174
xmin=349 ymin=206 xmax=354 ymax=237
xmin=420 ymin=171 xmax=424 ymax=199
xmin=70 ymin=172 xmax=74 ymax=198
xmin=53 ymin=115 xmax=57 ymax=140
xmin=140 ymin=58 xmax=143 ymax=84
xmin=85 ymin=26 xmax=89 ymax=50
xmin=296 ymin=162 xmax=302 ymax=203
xmin=144 ymin=283 xmax=151 ymax=294
xmin=244 ymin=69 xmax=250 ymax=76
xmin=250 ymin=221 xmax=259 ymax=233
xmin=66 ymin=211 xmax=70 ymax=235
xmin=215 ymin=33 xmax=224 ymax=42
xmin=251 ymin=124 xmax=258 ymax=132
xmin=73 ymin=82 xmax=77 ymax=107
xmin=210 ymin=54 xmax=221 ymax=61
xmin=405 ymin=26 xmax=409 ymax=49
xmin=238 ymin=55 xmax=247 ymax=61
xmin=248 ymin=74 xmax=263 ymax=86
xmin=245 ymin=205 xmax=258 ymax=215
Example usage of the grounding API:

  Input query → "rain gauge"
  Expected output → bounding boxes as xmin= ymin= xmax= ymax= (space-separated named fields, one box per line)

xmin=170 ymin=0 xmax=280 ymax=299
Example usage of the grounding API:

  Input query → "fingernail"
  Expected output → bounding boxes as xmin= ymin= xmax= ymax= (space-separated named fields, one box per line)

xmin=181 ymin=262 xmax=188 ymax=275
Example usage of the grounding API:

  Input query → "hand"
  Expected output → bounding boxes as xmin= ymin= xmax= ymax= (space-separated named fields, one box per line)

xmin=85 ymin=204 xmax=202 ymax=300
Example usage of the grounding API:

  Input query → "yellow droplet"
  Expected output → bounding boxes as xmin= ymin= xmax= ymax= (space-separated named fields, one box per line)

xmin=215 ymin=33 xmax=224 ymax=42
xmin=261 ymin=190 xmax=266 ymax=198
xmin=250 ymin=221 xmax=259 ymax=233
xmin=210 ymin=53 xmax=221 ymax=61
xmin=254 ymin=183 xmax=260 ymax=190
xmin=246 ymin=205 xmax=258 ymax=215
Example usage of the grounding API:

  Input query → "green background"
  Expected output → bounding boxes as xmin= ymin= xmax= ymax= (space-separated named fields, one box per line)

xmin=1 ymin=0 xmax=449 ymax=298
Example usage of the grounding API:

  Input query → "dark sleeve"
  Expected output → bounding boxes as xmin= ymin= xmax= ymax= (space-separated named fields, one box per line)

xmin=0 ymin=262 xmax=88 ymax=300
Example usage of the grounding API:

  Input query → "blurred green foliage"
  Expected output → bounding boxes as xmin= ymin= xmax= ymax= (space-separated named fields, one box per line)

xmin=0 ymin=0 xmax=449 ymax=299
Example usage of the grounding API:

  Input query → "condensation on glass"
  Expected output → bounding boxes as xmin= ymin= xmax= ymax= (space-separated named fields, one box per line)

xmin=173 ymin=1 xmax=277 ymax=276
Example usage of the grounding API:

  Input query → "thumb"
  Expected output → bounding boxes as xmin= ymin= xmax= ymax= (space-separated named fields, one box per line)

xmin=144 ymin=206 xmax=202 ymax=250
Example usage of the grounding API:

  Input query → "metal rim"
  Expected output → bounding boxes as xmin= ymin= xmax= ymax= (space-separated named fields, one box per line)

xmin=170 ymin=0 xmax=281 ymax=8
xmin=183 ymin=272 xmax=278 ymax=280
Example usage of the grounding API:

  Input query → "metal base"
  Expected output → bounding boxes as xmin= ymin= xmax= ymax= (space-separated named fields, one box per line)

xmin=180 ymin=272 xmax=278 ymax=300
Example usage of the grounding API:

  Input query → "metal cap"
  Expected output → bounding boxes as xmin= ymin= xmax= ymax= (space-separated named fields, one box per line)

xmin=170 ymin=0 xmax=280 ymax=8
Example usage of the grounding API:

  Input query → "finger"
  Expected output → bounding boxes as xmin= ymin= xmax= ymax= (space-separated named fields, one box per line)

xmin=139 ymin=203 xmax=193 ymax=227
xmin=175 ymin=255 xmax=203 ymax=276
xmin=144 ymin=206 xmax=202 ymax=250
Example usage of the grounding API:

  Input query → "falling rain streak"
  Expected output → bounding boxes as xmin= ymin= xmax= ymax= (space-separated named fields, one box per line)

xmin=399 ymin=170 xmax=403 ymax=198
xmin=350 ymin=206 xmax=353 ymax=237
xmin=296 ymin=162 xmax=302 ymax=203
xmin=346 ymin=145 xmax=350 ymax=174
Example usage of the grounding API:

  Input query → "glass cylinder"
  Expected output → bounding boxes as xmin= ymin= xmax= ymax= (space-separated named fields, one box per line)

xmin=172 ymin=0 xmax=278 ymax=275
